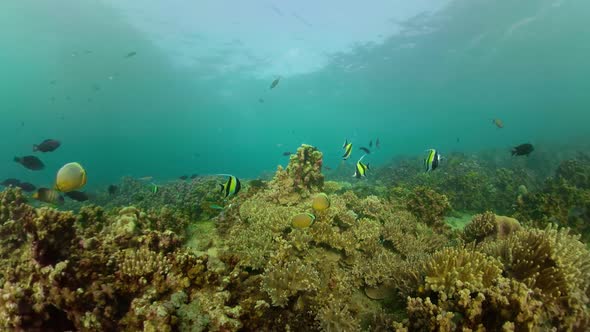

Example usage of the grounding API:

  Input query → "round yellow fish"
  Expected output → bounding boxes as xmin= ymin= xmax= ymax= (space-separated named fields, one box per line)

xmin=292 ymin=213 xmax=316 ymax=229
xmin=55 ymin=162 xmax=87 ymax=192
xmin=312 ymin=193 xmax=330 ymax=211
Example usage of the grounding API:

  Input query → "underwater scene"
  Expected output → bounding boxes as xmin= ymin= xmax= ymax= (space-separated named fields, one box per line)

xmin=2 ymin=0 xmax=590 ymax=331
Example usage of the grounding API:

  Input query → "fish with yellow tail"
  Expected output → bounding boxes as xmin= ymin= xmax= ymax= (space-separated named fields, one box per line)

xmin=32 ymin=188 xmax=64 ymax=205
xmin=218 ymin=174 xmax=241 ymax=198
xmin=353 ymin=155 xmax=370 ymax=178
xmin=424 ymin=149 xmax=442 ymax=172
xmin=55 ymin=162 xmax=87 ymax=192
xmin=342 ymin=139 xmax=353 ymax=160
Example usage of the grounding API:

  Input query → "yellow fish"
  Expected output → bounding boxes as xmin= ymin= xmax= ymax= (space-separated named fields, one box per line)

xmin=32 ymin=188 xmax=64 ymax=205
xmin=342 ymin=139 xmax=353 ymax=160
xmin=55 ymin=162 xmax=87 ymax=192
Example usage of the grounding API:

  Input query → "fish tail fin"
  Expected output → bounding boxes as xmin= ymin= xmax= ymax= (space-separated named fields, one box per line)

xmin=342 ymin=139 xmax=347 ymax=148
xmin=13 ymin=157 xmax=19 ymax=163
xmin=366 ymin=163 xmax=370 ymax=170
xmin=33 ymin=145 xmax=38 ymax=152
xmin=219 ymin=184 xmax=225 ymax=192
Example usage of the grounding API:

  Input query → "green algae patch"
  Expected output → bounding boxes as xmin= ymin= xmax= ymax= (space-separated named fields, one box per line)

xmin=445 ymin=212 xmax=473 ymax=230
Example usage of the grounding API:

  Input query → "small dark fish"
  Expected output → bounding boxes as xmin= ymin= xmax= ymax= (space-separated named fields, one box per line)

xmin=359 ymin=147 xmax=371 ymax=154
xmin=190 ymin=174 xmax=198 ymax=179
xmin=270 ymin=76 xmax=281 ymax=89
xmin=282 ymin=151 xmax=292 ymax=156
xmin=258 ymin=98 xmax=264 ymax=103
xmin=179 ymin=175 xmax=189 ymax=180
xmin=376 ymin=138 xmax=380 ymax=149
xmin=66 ymin=96 xmax=71 ymax=101
xmin=49 ymin=80 xmax=57 ymax=85
xmin=125 ymin=51 xmax=137 ymax=58
xmin=108 ymin=185 xmax=118 ymax=195
xmin=65 ymin=191 xmax=89 ymax=202
xmin=32 ymin=188 xmax=64 ymax=205
xmin=456 ymin=137 xmax=460 ymax=143
xmin=14 ymin=156 xmax=44 ymax=170
xmin=512 ymin=143 xmax=534 ymax=156
xmin=21 ymin=121 xmax=24 ymax=127
xmin=324 ymin=166 xmax=332 ymax=171
xmin=92 ymin=83 xmax=101 ymax=91
xmin=16 ymin=182 xmax=36 ymax=192
xmin=33 ymin=139 xmax=61 ymax=152
xmin=1 ymin=178 xmax=21 ymax=186
xmin=369 ymin=140 xmax=373 ymax=148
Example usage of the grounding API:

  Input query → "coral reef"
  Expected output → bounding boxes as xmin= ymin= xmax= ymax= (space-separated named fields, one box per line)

xmin=2 ymin=145 xmax=590 ymax=331
xmin=515 ymin=158 xmax=590 ymax=241
xmin=267 ymin=144 xmax=324 ymax=204
xmin=396 ymin=226 xmax=590 ymax=331
xmin=404 ymin=186 xmax=451 ymax=229
xmin=462 ymin=211 xmax=521 ymax=244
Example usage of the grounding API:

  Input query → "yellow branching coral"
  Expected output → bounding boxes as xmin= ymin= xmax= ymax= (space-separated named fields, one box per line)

xmin=314 ymin=295 xmax=361 ymax=332
xmin=463 ymin=211 xmax=496 ymax=243
xmin=117 ymin=247 xmax=170 ymax=279
xmin=424 ymin=247 xmax=503 ymax=300
xmin=261 ymin=255 xmax=320 ymax=307
xmin=383 ymin=211 xmax=448 ymax=260
xmin=225 ymin=198 xmax=296 ymax=269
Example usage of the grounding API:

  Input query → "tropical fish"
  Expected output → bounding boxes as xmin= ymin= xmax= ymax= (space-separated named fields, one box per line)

xmin=125 ymin=51 xmax=137 ymax=58
xmin=369 ymin=140 xmax=373 ymax=148
xmin=1 ymin=178 xmax=21 ymax=187
xmin=16 ymin=182 xmax=36 ymax=192
xmin=270 ymin=76 xmax=281 ymax=89
xmin=342 ymin=140 xmax=353 ymax=160
xmin=210 ymin=204 xmax=225 ymax=210
xmin=492 ymin=119 xmax=504 ymax=128
xmin=65 ymin=191 xmax=89 ymax=202
xmin=220 ymin=175 xmax=241 ymax=198
xmin=108 ymin=185 xmax=118 ymax=195
xmin=179 ymin=175 xmax=188 ymax=180
xmin=312 ymin=193 xmax=330 ymax=211
xmin=14 ymin=156 xmax=44 ymax=171
xmin=353 ymin=155 xmax=370 ymax=178
xmin=55 ymin=162 xmax=87 ymax=192
xmin=359 ymin=147 xmax=371 ymax=154
xmin=282 ymin=151 xmax=292 ymax=156
xmin=512 ymin=143 xmax=534 ymax=156
xmin=32 ymin=188 xmax=64 ymax=205
xmin=151 ymin=183 xmax=159 ymax=194
xmin=33 ymin=139 xmax=61 ymax=152
xmin=292 ymin=213 xmax=316 ymax=229
xmin=424 ymin=149 xmax=442 ymax=172
xmin=324 ymin=166 xmax=332 ymax=171
xmin=376 ymin=138 xmax=380 ymax=149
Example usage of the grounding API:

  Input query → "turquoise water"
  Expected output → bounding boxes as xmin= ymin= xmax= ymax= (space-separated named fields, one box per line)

xmin=2 ymin=0 xmax=589 ymax=188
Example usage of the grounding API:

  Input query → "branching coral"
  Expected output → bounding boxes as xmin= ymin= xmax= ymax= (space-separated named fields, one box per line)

xmin=405 ymin=186 xmax=451 ymax=229
xmin=424 ymin=247 xmax=503 ymax=300
xmin=480 ymin=226 xmax=590 ymax=329
xmin=261 ymin=240 xmax=320 ymax=307
xmin=267 ymin=144 xmax=324 ymax=204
